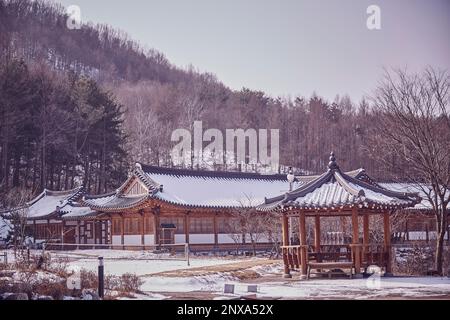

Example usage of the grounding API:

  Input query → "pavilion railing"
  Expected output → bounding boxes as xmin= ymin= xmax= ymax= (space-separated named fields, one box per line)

xmin=281 ymin=244 xmax=389 ymax=271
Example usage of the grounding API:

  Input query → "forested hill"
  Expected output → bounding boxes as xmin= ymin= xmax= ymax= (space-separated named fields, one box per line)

xmin=0 ymin=0 xmax=393 ymax=199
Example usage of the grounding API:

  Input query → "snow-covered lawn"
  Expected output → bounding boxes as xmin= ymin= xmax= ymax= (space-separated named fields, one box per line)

xmin=140 ymin=268 xmax=450 ymax=299
xmin=48 ymin=249 xmax=245 ymax=276
xmin=3 ymin=249 xmax=450 ymax=300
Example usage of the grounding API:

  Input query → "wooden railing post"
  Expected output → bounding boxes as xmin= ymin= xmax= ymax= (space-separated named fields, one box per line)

xmin=351 ymin=208 xmax=362 ymax=277
xmin=282 ymin=214 xmax=291 ymax=278
xmin=363 ymin=214 xmax=370 ymax=263
xmin=299 ymin=212 xmax=308 ymax=279
xmin=384 ymin=211 xmax=393 ymax=275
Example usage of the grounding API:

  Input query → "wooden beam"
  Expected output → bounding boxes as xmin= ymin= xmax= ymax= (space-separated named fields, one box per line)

xmin=33 ymin=220 xmax=36 ymax=244
xmin=84 ymin=221 xmax=87 ymax=244
xmin=282 ymin=213 xmax=289 ymax=246
xmin=77 ymin=220 xmax=80 ymax=249
xmin=299 ymin=212 xmax=307 ymax=278
xmin=213 ymin=213 xmax=218 ymax=248
xmin=141 ymin=212 xmax=145 ymax=248
xmin=281 ymin=213 xmax=291 ymax=278
xmin=363 ymin=214 xmax=370 ymax=257
xmin=92 ymin=219 xmax=96 ymax=248
xmin=351 ymin=207 xmax=361 ymax=275
xmin=154 ymin=213 xmax=159 ymax=246
xmin=314 ymin=215 xmax=321 ymax=252
xmin=405 ymin=220 xmax=409 ymax=241
xmin=61 ymin=220 xmax=66 ymax=250
xmin=121 ymin=214 xmax=125 ymax=248
xmin=383 ymin=211 xmax=392 ymax=274
xmin=184 ymin=212 xmax=190 ymax=244
xmin=108 ymin=219 xmax=112 ymax=245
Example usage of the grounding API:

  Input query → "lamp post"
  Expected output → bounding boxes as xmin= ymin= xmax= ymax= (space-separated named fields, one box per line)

xmin=286 ymin=167 xmax=295 ymax=244
xmin=98 ymin=257 xmax=104 ymax=299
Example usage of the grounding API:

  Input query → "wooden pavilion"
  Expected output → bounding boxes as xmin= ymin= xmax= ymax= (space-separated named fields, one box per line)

xmin=258 ymin=153 xmax=421 ymax=279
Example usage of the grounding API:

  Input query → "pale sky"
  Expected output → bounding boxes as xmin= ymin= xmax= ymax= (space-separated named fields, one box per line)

xmin=52 ymin=0 xmax=450 ymax=102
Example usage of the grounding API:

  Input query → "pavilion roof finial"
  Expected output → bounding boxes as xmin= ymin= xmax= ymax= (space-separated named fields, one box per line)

xmin=328 ymin=152 xmax=339 ymax=170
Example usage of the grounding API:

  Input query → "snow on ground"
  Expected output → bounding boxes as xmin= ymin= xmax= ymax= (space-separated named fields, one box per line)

xmin=46 ymin=249 xmax=243 ymax=276
xmin=3 ymin=249 xmax=450 ymax=299
xmin=140 ymin=274 xmax=450 ymax=299
xmin=245 ymin=277 xmax=450 ymax=299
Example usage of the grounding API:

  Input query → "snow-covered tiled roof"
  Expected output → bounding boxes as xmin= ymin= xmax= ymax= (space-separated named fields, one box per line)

xmin=82 ymin=193 xmax=151 ymax=211
xmin=80 ymin=163 xmax=368 ymax=210
xmin=2 ymin=187 xmax=95 ymax=220
xmin=59 ymin=204 xmax=97 ymax=220
xmin=258 ymin=153 xmax=421 ymax=212
xmin=26 ymin=187 xmax=84 ymax=219
xmin=379 ymin=183 xmax=450 ymax=212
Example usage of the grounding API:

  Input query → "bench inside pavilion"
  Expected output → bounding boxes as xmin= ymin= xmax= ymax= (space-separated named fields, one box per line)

xmin=258 ymin=153 xmax=421 ymax=279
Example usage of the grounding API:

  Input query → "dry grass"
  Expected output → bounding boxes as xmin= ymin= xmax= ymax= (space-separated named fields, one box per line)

xmin=148 ymin=259 xmax=279 ymax=279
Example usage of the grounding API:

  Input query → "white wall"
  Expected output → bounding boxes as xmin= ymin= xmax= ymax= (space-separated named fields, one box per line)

xmin=218 ymin=233 xmax=269 ymax=244
xmin=218 ymin=234 xmax=241 ymax=244
xmin=175 ymin=234 xmax=186 ymax=244
xmin=124 ymin=235 xmax=142 ymax=245
xmin=189 ymin=234 xmax=214 ymax=244
xmin=112 ymin=235 xmax=122 ymax=245
xmin=144 ymin=235 xmax=154 ymax=245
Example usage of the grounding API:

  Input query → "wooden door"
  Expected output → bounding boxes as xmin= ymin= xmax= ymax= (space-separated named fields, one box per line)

xmin=64 ymin=227 xmax=76 ymax=244
xmin=161 ymin=228 xmax=175 ymax=245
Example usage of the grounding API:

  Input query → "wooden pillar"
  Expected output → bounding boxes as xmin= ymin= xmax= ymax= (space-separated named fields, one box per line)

xmin=92 ymin=219 xmax=96 ymax=248
xmin=351 ymin=208 xmax=361 ymax=275
xmin=405 ymin=220 xmax=409 ymax=241
xmin=61 ymin=220 xmax=66 ymax=250
xmin=213 ymin=213 xmax=218 ymax=248
xmin=184 ymin=213 xmax=190 ymax=244
xmin=33 ymin=220 xmax=36 ymax=244
xmin=425 ymin=223 xmax=429 ymax=243
xmin=121 ymin=214 xmax=125 ymax=249
xmin=383 ymin=211 xmax=392 ymax=274
xmin=363 ymin=214 xmax=370 ymax=258
xmin=141 ymin=213 xmax=145 ymax=248
xmin=314 ymin=215 xmax=321 ymax=253
xmin=84 ymin=222 xmax=87 ymax=244
xmin=298 ymin=212 xmax=307 ymax=278
xmin=108 ymin=219 xmax=112 ymax=245
xmin=77 ymin=220 xmax=81 ymax=249
xmin=281 ymin=213 xmax=291 ymax=278
xmin=153 ymin=213 xmax=159 ymax=246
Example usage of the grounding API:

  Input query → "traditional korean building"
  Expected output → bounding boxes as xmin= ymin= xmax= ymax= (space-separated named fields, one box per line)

xmin=79 ymin=163 xmax=337 ymax=251
xmin=6 ymin=187 xmax=102 ymax=245
xmin=257 ymin=153 xmax=422 ymax=278
xmin=2 ymin=155 xmax=448 ymax=253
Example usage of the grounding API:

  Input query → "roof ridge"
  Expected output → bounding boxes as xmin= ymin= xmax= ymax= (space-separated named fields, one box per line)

xmin=138 ymin=163 xmax=289 ymax=181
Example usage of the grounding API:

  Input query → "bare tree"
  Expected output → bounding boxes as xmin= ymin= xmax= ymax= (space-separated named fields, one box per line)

xmin=368 ymin=67 xmax=450 ymax=275
xmin=0 ymin=188 xmax=33 ymax=257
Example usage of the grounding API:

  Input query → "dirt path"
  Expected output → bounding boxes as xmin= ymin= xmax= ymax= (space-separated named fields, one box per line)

xmin=144 ymin=259 xmax=280 ymax=279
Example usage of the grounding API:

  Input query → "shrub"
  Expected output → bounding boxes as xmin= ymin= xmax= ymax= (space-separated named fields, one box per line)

xmin=80 ymin=269 xmax=98 ymax=290
xmin=118 ymin=273 xmax=143 ymax=293
xmin=32 ymin=278 xmax=68 ymax=300
xmin=394 ymin=244 xmax=434 ymax=275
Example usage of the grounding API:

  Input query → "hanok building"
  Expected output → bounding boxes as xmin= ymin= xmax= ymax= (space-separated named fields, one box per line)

xmin=2 ymin=154 xmax=448 ymax=256
xmin=79 ymin=163 xmax=305 ymax=251
xmin=258 ymin=153 xmax=422 ymax=278
xmin=7 ymin=187 xmax=106 ymax=246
